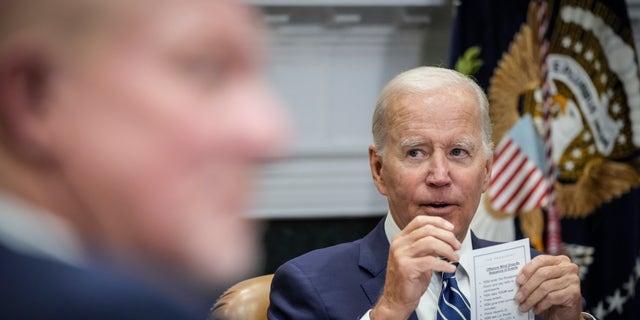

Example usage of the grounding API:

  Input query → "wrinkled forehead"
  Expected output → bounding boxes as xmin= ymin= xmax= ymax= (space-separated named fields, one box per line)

xmin=386 ymin=88 xmax=484 ymax=141
xmin=129 ymin=1 xmax=261 ymax=43
xmin=0 ymin=0 xmax=258 ymax=52
xmin=389 ymin=85 xmax=481 ymax=120
xmin=0 ymin=0 xmax=123 ymax=36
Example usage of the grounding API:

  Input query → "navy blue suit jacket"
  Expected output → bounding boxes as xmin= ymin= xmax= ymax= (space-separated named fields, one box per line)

xmin=0 ymin=243 xmax=205 ymax=319
xmin=268 ymin=218 xmax=542 ymax=320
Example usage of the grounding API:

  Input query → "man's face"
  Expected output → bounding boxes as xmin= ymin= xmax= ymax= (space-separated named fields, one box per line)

xmin=45 ymin=0 xmax=289 ymax=283
xmin=370 ymin=87 xmax=491 ymax=241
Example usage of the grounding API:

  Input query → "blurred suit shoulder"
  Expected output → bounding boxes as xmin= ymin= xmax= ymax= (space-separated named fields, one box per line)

xmin=0 ymin=243 xmax=202 ymax=320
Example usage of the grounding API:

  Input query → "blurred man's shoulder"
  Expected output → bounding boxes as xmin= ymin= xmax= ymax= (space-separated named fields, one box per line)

xmin=0 ymin=244 xmax=203 ymax=319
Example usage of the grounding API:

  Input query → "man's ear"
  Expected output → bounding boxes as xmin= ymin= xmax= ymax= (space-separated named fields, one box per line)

xmin=0 ymin=38 xmax=56 ymax=162
xmin=369 ymin=145 xmax=388 ymax=196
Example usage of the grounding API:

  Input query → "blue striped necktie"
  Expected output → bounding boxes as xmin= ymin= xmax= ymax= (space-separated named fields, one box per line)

xmin=437 ymin=263 xmax=470 ymax=320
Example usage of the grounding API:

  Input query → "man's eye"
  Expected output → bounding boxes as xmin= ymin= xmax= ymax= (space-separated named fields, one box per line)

xmin=408 ymin=150 xmax=421 ymax=157
xmin=185 ymin=59 xmax=224 ymax=82
xmin=176 ymin=53 xmax=231 ymax=87
xmin=451 ymin=148 xmax=466 ymax=157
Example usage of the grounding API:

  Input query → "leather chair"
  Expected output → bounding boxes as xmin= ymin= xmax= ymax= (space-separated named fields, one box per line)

xmin=209 ymin=274 xmax=274 ymax=320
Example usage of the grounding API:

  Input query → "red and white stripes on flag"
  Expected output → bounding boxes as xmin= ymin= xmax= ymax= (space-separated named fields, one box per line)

xmin=488 ymin=137 xmax=548 ymax=213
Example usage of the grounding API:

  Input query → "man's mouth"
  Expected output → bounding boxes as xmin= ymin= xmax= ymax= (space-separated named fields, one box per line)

xmin=425 ymin=202 xmax=450 ymax=208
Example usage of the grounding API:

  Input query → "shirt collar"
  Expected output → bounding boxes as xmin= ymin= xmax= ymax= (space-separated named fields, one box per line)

xmin=0 ymin=192 xmax=86 ymax=267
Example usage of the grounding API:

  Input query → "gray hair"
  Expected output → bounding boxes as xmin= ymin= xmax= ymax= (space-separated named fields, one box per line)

xmin=371 ymin=66 xmax=493 ymax=157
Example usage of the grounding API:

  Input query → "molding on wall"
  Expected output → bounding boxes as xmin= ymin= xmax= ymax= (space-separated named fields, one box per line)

xmin=251 ymin=154 xmax=388 ymax=218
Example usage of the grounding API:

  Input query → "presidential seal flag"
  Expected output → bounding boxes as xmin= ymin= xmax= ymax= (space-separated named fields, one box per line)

xmin=450 ymin=0 xmax=640 ymax=319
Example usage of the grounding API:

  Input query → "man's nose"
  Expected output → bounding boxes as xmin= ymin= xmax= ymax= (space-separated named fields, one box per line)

xmin=425 ymin=152 xmax=451 ymax=187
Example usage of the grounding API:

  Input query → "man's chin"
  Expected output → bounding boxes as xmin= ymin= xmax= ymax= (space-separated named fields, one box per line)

xmin=212 ymin=241 xmax=259 ymax=285
xmin=186 ymin=226 xmax=261 ymax=290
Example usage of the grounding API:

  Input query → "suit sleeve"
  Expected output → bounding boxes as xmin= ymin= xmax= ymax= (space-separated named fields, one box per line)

xmin=267 ymin=262 xmax=330 ymax=320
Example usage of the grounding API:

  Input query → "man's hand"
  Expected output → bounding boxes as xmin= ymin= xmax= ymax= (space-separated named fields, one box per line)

xmin=516 ymin=255 xmax=583 ymax=320
xmin=371 ymin=216 xmax=461 ymax=320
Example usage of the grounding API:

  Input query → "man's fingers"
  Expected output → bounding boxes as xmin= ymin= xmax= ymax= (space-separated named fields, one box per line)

xmin=398 ymin=216 xmax=461 ymax=250
xmin=531 ymin=285 xmax=579 ymax=314
xmin=391 ymin=222 xmax=460 ymax=263
xmin=515 ymin=254 xmax=581 ymax=313
xmin=403 ymin=215 xmax=455 ymax=233
xmin=517 ymin=255 xmax=572 ymax=286
xmin=409 ymin=235 xmax=459 ymax=262
xmin=418 ymin=256 xmax=457 ymax=274
xmin=517 ymin=277 xmax=564 ymax=312
xmin=388 ymin=237 xmax=459 ymax=277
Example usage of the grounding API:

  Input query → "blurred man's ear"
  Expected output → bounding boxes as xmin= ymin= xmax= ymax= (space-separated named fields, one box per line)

xmin=0 ymin=37 xmax=56 ymax=162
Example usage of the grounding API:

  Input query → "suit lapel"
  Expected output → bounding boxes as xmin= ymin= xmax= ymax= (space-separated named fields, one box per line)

xmin=359 ymin=219 xmax=388 ymax=305
xmin=471 ymin=230 xmax=503 ymax=249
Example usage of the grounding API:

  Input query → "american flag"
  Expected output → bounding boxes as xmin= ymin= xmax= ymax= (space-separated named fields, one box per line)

xmin=488 ymin=115 xmax=548 ymax=213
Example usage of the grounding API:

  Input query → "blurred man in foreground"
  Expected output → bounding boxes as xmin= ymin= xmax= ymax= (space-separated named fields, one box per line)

xmin=268 ymin=66 xmax=594 ymax=319
xmin=0 ymin=0 xmax=289 ymax=318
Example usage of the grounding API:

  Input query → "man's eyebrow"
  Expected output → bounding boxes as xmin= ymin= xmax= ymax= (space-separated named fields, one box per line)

xmin=400 ymin=138 xmax=424 ymax=149
xmin=399 ymin=138 xmax=477 ymax=150
xmin=452 ymin=139 xmax=476 ymax=151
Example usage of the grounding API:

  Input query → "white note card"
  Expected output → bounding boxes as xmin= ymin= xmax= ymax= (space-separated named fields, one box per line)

xmin=469 ymin=238 xmax=534 ymax=320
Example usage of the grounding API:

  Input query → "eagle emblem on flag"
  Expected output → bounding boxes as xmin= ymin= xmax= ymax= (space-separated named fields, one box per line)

xmin=486 ymin=0 xmax=640 ymax=249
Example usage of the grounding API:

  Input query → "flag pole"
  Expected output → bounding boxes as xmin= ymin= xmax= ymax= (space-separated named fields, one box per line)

xmin=536 ymin=0 xmax=562 ymax=255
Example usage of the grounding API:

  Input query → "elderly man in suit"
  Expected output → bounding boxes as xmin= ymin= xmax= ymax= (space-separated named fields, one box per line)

xmin=0 ymin=0 xmax=289 ymax=318
xmin=268 ymin=66 xmax=594 ymax=320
